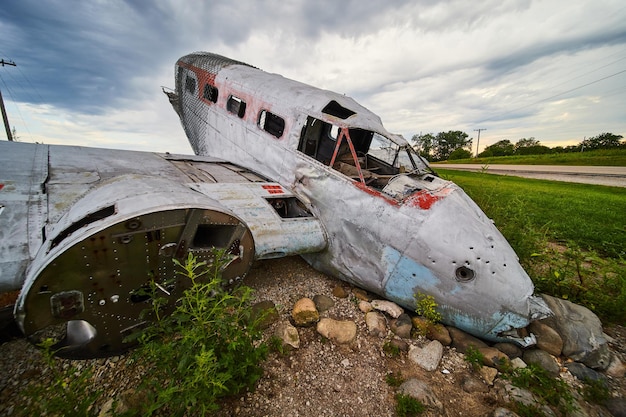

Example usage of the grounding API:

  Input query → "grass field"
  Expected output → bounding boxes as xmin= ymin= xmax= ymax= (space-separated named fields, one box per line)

xmin=436 ymin=168 xmax=626 ymax=322
xmin=437 ymin=148 xmax=626 ymax=166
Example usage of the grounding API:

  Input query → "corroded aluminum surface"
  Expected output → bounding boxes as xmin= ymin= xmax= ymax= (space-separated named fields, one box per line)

xmin=1 ymin=141 xmax=324 ymax=357
xmin=174 ymin=52 xmax=550 ymax=344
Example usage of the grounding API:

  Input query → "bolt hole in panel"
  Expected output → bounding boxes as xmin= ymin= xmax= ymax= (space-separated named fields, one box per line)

xmin=18 ymin=207 xmax=254 ymax=358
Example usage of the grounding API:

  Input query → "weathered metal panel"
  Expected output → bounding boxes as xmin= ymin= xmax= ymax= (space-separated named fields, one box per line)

xmin=0 ymin=142 xmax=47 ymax=292
xmin=190 ymin=182 xmax=327 ymax=259
xmin=173 ymin=52 xmax=551 ymax=345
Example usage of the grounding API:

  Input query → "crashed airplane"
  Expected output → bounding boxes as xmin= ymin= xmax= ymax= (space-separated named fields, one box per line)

xmin=0 ymin=52 xmax=550 ymax=358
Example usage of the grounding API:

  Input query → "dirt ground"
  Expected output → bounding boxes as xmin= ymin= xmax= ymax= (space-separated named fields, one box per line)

xmin=1 ymin=256 xmax=624 ymax=417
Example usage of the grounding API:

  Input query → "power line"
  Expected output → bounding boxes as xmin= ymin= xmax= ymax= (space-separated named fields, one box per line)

xmin=474 ymin=128 xmax=486 ymax=157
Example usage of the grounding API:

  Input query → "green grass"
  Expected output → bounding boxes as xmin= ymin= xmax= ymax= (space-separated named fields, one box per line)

xmin=436 ymin=169 xmax=626 ymax=322
xmin=437 ymin=169 xmax=626 ymax=258
xmin=435 ymin=148 xmax=626 ymax=166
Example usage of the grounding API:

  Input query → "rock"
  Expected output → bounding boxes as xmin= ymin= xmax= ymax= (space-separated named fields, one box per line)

xmin=371 ymin=300 xmax=404 ymax=318
xmin=358 ymin=300 xmax=373 ymax=313
xmin=461 ymin=374 xmax=489 ymax=393
xmin=565 ymin=362 xmax=607 ymax=382
xmin=408 ymin=340 xmax=443 ymax=372
xmin=397 ymin=378 xmax=443 ymax=410
xmin=312 ymin=294 xmax=334 ymax=313
xmin=275 ymin=321 xmax=300 ymax=349
xmin=492 ymin=407 xmax=521 ymax=417
xmin=291 ymin=298 xmax=319 ymax=327
xmin=447 ymin=326 xmax=488 ymax=353
xmin=352 ymin=288 xmax=370 ymax=301
xmin=332 ymin=285 xmax=348 ymax=298
xmin=510 ymin=357 xmax=527 ymax=370
xmin=522 ymin=349 xmax=560 ymax=377
xmin=390 ymin=313 xmax=412 ymax=339
xmin=427 ymin=323 xmax=452 ymax=346
xmin=316 ymin=318 xmax=357 ymax=344
xmin=540 ymin=294 xmax=610 ymax=370
xmin=389 ymin=338 xmax=410 ymax=352
xmin=250 ymin=300 xmax=279 ymax=329
xmin=528 ymin=320 xmax=563 ymax=357
xmin=494 ymin=380 xmax=555 ymax=417
xmin=365 ymin=311 xmax=387 ymax=337
xmin=493 ymin=342 xmax=522 ymax=359
xmin=99 ymin=389 xmax=147 ymax=417
xmin=605 ymin=398 xmax=626 ymax=417
xmin=478 ymin=366 xmax=498 ymax=386
xmin=606 ymin=355 xmax=626 ymax=378
xmin=478 ymin=347 xmax=510 ymax=370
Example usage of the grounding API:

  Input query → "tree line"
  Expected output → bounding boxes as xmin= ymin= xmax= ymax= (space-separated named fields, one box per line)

xmin=411 ymin=132 xmax=625 ymax=162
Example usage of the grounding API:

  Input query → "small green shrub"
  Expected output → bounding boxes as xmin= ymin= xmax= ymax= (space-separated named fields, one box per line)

xmin=395 ymin=393 xmax=426 ymax=416
xmin=17 ymin=339 xmax=101 ymax=417
xmin=385 ymin=372 xmax=404 ymax=387
xmin=581 ymin=377 xmax=610 ymax=404
xmin=414 ymin=292 xmax=441 ymax=323
xmin=414 ymin=292 xmax=441 ymax=336
xmin=133 ymin=251 xmax=268 ymax=416
xmin=464 ymin=346 xmax=485 ymax=372
xmin=507 ymin=365 xmax=576 ymax=416
xmin=383 ymin=340 xmax=401 ymax=357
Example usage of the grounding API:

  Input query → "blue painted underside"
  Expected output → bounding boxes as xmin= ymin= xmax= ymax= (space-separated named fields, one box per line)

xmin=381 ymin=246 xmax=530 ymax=342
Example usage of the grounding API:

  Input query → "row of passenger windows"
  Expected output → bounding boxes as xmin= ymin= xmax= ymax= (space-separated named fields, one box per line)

xmin=185 ymin=74 xmax=285 ymax=139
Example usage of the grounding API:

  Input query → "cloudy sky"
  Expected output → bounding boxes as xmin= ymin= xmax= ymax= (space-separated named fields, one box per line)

xmin=1 ymin=0 xmax=625 ymax=155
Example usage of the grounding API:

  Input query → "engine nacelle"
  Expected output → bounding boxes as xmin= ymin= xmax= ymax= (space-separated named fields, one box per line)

xmin=15 ymin=175 xmax=254 ymax=358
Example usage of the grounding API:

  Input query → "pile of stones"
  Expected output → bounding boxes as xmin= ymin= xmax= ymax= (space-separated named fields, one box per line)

xmin=256 ymin=288 xmax=626 ymax=417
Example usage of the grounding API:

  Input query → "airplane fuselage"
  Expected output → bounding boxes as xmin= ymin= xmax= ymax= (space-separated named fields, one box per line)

xmin=173 ymin=53 xmax=549 ymax=344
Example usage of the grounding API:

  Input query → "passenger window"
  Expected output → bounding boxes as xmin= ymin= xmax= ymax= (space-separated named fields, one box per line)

xmin=185 ymin=75 xmax=196 ymax=94
xmin=258 ymin=110 xmax=285 ymax=138
xmin=203 ymin=84 xmax=218 ymax=103
xmin=227 ymin=95 xmax=246 ymax=118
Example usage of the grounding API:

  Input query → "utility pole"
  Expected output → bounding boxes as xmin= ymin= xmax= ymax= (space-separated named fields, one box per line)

xmin=474 ymin=128 xmax=486 ymax=157
xmin=0 ymin=59 xmax=17 ymax=141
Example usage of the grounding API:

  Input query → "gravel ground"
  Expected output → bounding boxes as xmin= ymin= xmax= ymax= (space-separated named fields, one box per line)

xmin=1 ymin=256 xmax=624 ymax=417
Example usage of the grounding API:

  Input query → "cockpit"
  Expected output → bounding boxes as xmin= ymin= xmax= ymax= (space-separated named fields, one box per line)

xmin=297 ymin=115 xmax=433 ymax=191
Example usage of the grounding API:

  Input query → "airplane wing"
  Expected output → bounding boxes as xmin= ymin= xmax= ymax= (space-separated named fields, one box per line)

xmin=0 ymin=140 xmax=326 ymax=358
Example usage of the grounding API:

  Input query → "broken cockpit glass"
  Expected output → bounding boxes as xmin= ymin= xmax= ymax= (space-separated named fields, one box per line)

xmin=298 ymin=116 xmax=432 ymax=189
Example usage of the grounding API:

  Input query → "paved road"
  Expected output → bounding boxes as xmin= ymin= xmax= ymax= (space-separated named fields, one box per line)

xmin=431 ymin=164 xmax=626 ymax=188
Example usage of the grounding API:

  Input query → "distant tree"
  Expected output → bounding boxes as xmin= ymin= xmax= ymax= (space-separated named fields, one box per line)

xmin=411 ymin=133 xmax=436 ymax=160
xmin=411 ymin=131 xmax=471 ymax=162
xmin=478 ymin=139 xmax=515 ymax=157
xmin=514 ymin=137 xmax=540 ymax=150
xmin=580 ymin=132 xmax=624 ymax=151
xmin=563 ymin=144 xmax=581 ymax=153
xmin=433 ymin=131 xmax=472 ymax=161
xmin=448 ymin=148 xmax=472 ymax=160
xmin=512 ymin=137 xmax=550 ymax=155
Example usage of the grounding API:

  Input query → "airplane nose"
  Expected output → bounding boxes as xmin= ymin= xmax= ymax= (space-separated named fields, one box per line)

xmin=385 ymin=183 xmax=548 ymax=343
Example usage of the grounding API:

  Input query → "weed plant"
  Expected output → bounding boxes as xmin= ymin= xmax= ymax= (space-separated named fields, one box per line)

xmin=506 ymin=364 xmax=576 ymax=416
xmin=464 ymin=346 xmax=485 ymax=372
xmin=395 ymin=393 xmax=426 ymax=416
xmin=414 ymin=292 xmax=442 ymax=335
xmin=17 ymin=338 xmax=100 ymax=417
xmin=132 ymin=251 xmax=268 ymax=416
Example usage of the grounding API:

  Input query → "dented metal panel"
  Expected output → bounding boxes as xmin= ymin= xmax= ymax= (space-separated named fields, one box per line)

xmin=190 ymin=182 xmax=327 ymax=259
